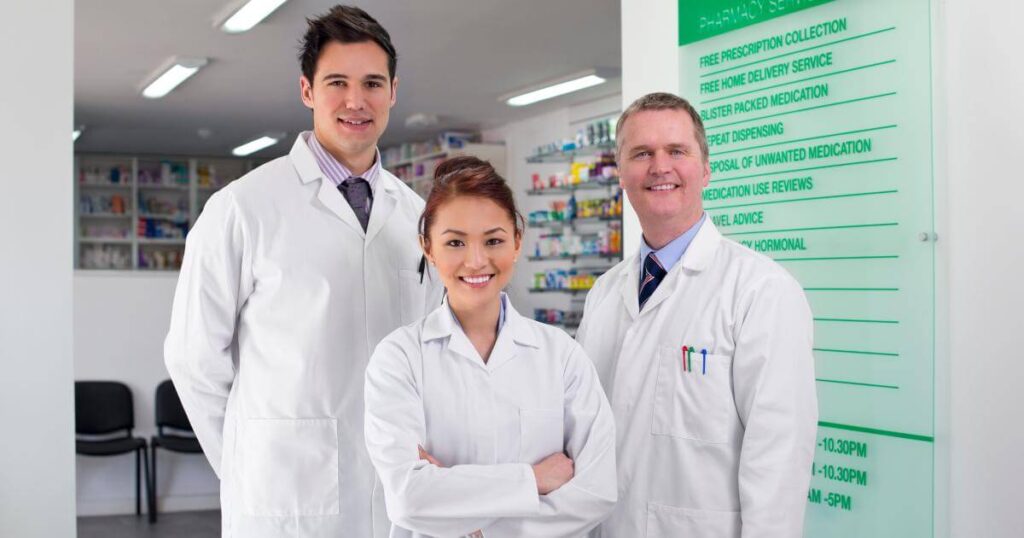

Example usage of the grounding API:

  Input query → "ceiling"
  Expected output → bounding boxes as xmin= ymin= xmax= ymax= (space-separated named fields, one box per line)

xmin=74 ymin=0 xmax=621 ymax=157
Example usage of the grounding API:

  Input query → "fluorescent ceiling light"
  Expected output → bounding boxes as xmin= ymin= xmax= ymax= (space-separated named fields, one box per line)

xmin=503 ymin=70 xmax=612 ymax=107
xmin=232 ymin=134 xmax=282 ymax=156
xmin=219 ymin=0 xmax=289 ymax=34
xmin=141 ymin=58 xmax=208 ymax=99
xmin=73 ymin=127 xmax=83 ymax=141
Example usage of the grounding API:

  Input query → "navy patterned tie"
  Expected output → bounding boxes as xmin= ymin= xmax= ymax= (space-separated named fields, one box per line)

xmin=639 ymin=253 xmax=667 ymax=310
xmin=338 ymin=177 xmax=372 ymax=231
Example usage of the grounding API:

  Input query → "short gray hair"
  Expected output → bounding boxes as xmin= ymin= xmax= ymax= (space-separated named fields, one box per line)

xmin=616 ymin=92 xmax=708 ymax=162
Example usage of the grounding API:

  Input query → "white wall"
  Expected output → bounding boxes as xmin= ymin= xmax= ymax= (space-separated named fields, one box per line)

xmin=621 ymin=0 xmax=1024 ymax=535
xmin=483 ymin=93 xmax=622 ymax=319
xmin=0 ymin=2 xmax=77 ymax=536
xmin=941 ymin=0 xmax=1024 ymax=535
xmin=74 ymin=272 xmax=219 ymax=515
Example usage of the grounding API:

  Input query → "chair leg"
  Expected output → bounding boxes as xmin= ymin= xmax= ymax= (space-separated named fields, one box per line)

xmin=146 ymin=442 xmax=155 ymax=522
xmin=135 ymin=448 xmax=142 ymax=515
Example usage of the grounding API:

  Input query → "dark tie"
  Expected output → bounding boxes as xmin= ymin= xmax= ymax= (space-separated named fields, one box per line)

xmin=639 ymin=253 xmax=667 ymax=310
xmin=338 ymin=177 xmax=372 ymax=231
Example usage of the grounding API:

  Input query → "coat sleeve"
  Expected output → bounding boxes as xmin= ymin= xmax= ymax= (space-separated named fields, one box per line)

xmin=480 ymin=343 xmax=618 ymax=538
xmin=364 ymin=334 xmax=541 ymax=537
xmin=732 ymin=273 xmax=818 ymax=538
xmin=163 ymin=189 xmax=253 ymax=477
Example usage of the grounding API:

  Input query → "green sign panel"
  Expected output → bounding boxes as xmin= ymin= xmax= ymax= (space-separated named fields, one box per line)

xmin=679 ymin=0 xmax=936 ymax=536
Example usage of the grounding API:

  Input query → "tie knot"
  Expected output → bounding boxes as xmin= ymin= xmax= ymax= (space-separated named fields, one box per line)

xmin=644 ymin=253 xmax=666 ymax=278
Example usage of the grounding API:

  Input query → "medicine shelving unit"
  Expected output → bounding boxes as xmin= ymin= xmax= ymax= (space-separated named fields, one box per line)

xmin=75 ymin=154 xmax=255 ymax=271
xmin=383 ymin=142 xmax=507 ymax=199
xmin=524 ymin=137 xmax=623 ymax=336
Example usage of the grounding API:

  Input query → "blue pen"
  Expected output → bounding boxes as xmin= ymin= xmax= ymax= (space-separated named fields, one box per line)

xmin=701 ymin=349 xmax=707 ymax=375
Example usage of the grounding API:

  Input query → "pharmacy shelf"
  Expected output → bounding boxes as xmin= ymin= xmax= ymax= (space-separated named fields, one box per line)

xmin=80 ymin=213 xmax=132 ymax=219
xmin=80 ymin=237 xmax=132 ymax=244
xmin=528 ymin=253 xmax=620 ymax=262
xmin=528 ymin=216 xmax=621 ymax=229
xmin=526 ymin=142 xmax=615 ymax=164
xmin=76 ymin=154 xmax=255 ymax=271
xmin=526 ymin=179 xmax=618 ymax=195
xmin=384 ymin=149 xmax=448 ymax=168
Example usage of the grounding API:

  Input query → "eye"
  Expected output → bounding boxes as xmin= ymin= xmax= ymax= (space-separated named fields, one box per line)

xmin=328 ymin=80 xmax=344 ymax=87
xmin=486 ymin=238 xmax=505 ymax=246
xmin=366 ymin=80 xmax=383 ymax=88
xmin=670 ymin=148 xmax=685 ymax=156
xmin=633 ymin=150 xmax=651 ymax=159
xmin=446 ymin=239 xmax=464 ymax=247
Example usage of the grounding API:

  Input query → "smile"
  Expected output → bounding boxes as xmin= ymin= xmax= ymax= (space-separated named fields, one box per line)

xmin=339 ymin=118 xmax=372 ymax=126
xmin=459 ymin=274 xmax=494 ymax=287
xmin=647 ymin=183 xmax=678 ymax=191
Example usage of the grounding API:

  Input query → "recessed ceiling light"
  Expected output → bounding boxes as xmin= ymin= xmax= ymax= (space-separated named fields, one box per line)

xmin=217 ymin=0 xmax=289 ymax=34
xmin=232 ymin=133 xmax=284 ymax=156
xmin=141 ymin=58 xmax=209 ymax=99
xmin=502 ymin=69 xmax=614 ymax=107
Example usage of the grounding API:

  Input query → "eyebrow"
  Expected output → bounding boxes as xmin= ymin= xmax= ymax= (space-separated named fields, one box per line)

xmin=321 ymin=73 xmax=389 ymax=83
xmin=439 ymin=227 xmax=507 ymax=236
xmin=628 ymin=142 xmax=687 ymax=153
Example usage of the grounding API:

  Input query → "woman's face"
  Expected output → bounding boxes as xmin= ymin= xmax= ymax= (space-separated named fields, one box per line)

xmin=423 ymin=196 xmax=521 ymax=312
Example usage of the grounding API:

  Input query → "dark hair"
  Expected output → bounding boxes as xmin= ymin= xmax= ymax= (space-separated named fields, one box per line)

xmin=419 ymin=156 xmax=524 ymax=250
xmin=616 ymin=92 xmax=708 ymax=162
xmin=299 ymin=5 xmax=398 ymax=82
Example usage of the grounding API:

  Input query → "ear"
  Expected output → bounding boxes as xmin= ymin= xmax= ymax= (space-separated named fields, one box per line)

xmin=701 ymin=157 xmax=711 ymax=188
xmin=418 ymin=234 xmax=432 ymax=264
xmin=389 ymin=75 xmax=399 ymax=107
xmin=300 ymin=76 xmax=314 ymax=110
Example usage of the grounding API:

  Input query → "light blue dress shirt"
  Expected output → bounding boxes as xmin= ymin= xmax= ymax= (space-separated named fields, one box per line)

xmin=638 ymin=212 xmax=707 ymax=285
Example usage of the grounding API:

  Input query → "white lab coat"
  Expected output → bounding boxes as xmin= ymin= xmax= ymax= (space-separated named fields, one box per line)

xmin=164 ymin=133 xmax=443 ymax=538
xmin=576 ymin=221 xmax=817 ymax=538
xmin=364 ymin=296 xmax=617 ymax=538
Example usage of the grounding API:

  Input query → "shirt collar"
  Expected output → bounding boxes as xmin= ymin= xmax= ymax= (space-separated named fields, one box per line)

xmin=448 ymin=292 xmax=508 ymax=333
xmin=639 ymin=212 xmax=706 ymax=276
xmin=303 ymin=131 xmax=381 ymax=190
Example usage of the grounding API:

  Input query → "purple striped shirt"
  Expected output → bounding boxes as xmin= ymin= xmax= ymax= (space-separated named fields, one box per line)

xmin=304 ymin=131 xmax=381 ymax=193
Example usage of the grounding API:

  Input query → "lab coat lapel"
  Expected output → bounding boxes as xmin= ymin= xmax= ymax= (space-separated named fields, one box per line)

xmin=364 ymin=171 xmax=399 ymax=245
xmin=422 ymin=300 xmax=486 ymax=369
xmin=639 ymin=220 xmax=723 ymax=316
xmin=289 ymin=134 xmax=367 ymax=236
xmin=618 ymin=252 xmax=641 ymax=321
xmin=486 ymin=300 xmax=539 ymax=372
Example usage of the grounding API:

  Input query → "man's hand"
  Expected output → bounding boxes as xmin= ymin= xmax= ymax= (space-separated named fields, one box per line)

xmin=532 ymin=452 xmax=574 ymax=495
xmin=418 ymin=445 xmax=444 ymax=467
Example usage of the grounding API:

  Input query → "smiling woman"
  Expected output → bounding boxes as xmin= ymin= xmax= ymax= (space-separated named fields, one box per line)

xmin=363 ymin=156 xmax=618 ymax=538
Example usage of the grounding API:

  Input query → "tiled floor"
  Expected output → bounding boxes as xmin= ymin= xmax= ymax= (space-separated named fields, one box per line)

xmin=77 ymin=510 xmax=220 ymax=538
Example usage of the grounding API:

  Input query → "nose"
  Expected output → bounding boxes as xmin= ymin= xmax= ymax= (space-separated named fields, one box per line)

xmin=344 ymin=85 xmax=366 ymax=111
xmin=650 ymin=150 xmax=672 ymax=176
xmin=463 ymin=243 xmax=488 ymax=272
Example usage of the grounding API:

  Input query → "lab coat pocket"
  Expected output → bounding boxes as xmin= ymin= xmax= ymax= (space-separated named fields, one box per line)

xmin=651 ymin=346 xmax=732 ymax=444
xmin=645 ymin=502 xmax=740 ymax=538
xmin=399 ymin=268 xmax=427 ymax=325
xmin=240 ymin=418 xmax=339 ymax=517
xmin=519 ymin=408 xmax=564 ymax=465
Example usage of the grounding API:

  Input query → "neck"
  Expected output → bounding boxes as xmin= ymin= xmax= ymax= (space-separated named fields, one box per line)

xmin=449 ymin=294 xmax=502 ymax=362
xmin=641 ymin=211 xmax=702 ymax=250
xmin=313 ymin=131 xmax=376 ymax=176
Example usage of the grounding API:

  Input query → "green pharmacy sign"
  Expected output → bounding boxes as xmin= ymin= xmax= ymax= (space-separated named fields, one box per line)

xmin=679 ymin=0 xmax=937 ymax=536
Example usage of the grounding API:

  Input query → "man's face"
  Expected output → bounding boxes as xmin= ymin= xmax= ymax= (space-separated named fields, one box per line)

xmin=617 ymin=109 xmax=710 ymax=233
xmin=300 ymin=40 xmax=397 ymax=163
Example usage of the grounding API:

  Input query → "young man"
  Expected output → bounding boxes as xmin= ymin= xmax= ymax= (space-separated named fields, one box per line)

xmin=577 ymin=92 xmax=818 ymax=537
xmin=164 ymin=6 xmax=441 ymax=537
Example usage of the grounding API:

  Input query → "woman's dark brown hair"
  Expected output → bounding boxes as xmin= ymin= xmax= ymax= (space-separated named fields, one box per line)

xmin=418 ymin=156 xmax=524 ymax=251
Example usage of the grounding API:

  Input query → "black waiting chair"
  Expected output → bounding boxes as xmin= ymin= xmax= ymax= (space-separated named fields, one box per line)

xmin=75 ymin=381 xmax=151 ymax=517
xmin=150 ymin=379 xmax=204 ymax=523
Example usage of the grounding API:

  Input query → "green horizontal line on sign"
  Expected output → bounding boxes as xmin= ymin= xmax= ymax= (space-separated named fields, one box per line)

xmin=711 ymin=125 xmax=898 ymax=156
xmin=722 ymin=222 xmax=898 ymax=236
xmin=775 ymin=255 xmax=899 ymax=262
xmin=700 ymin=26 xmax=897 ymax=79
xmin=804 ymin=287 xmax=899 ymax=291
xmin=816 ymin=378 xmax=899 ymax=390
xmin=701 ymin=60 xmax=897 ymax=105
xmin=814 ymin=347 xmax=899 ymax=357
xmin=705 ymin=92 xmax=898 ymax=131
xmin=814 ymin=317 xmax=899 ymax=324
xmin=818 ymin=420 xmax=933 ymax=443
xmin=705 ymin=189 xmax=897 ymax=211
xmin=709 ymin=157 xmax=898 ymax=184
